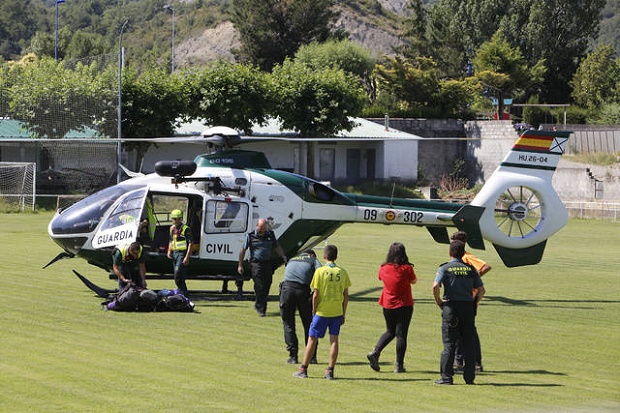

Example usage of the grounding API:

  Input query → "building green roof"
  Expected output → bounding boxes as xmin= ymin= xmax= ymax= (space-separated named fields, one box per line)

xmin=0 ymin=119 xmax=105 ymax=139
xmin=0 ymin=119 xmax=31 ymax=138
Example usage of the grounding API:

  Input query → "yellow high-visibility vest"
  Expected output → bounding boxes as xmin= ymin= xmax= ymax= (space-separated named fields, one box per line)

xmin=170 ymin=225 xmax=189 ymax=251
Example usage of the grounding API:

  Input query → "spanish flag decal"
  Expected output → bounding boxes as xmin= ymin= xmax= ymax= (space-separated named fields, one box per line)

xmin=514 ymin=134 xmax=553 ymax=152
xmin=513 ymin=131 xmax=569 ymax=154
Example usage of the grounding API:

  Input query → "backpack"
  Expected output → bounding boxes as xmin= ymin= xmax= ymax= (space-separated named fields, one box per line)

xmin=156 ymin=293 xmax=195 ymax=312
xmin=105 ymin=285 xmax=140 ymax=311
xmin=136 ymin=289 xmax=159 ymax=312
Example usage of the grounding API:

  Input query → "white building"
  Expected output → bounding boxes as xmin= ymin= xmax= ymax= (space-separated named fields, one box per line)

xmin=140 ymin=117 xmax=421 ymax=184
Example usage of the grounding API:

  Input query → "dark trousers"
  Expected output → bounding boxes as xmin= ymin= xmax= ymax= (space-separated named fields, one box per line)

xmin=171 ymin=250 xmax=188 ymax=296
xmin=455 ymin=327 xmax=481 ymax=366
xmin=117 ymin=263 xmax=144 ymax=290
xmin=374 ymin=305 xmax=414 ymax=367
xmin=440 ymin=301 xmax=477 ymax=383
xmin=251 ymin=260 xmax=273 ymax=315
xmin=279 ymin=281 xmax=313 ymax=357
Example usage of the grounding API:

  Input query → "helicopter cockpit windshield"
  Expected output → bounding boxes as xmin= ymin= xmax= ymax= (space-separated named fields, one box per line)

xmin=50 ymin=185 xmax=144 ymax=235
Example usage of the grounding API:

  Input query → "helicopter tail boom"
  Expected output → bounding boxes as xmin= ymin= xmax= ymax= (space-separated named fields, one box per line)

xmin=471 ymin=129 xmax=570 ymax=266
xmin=332 ymin=129 xmax=570 ymax=267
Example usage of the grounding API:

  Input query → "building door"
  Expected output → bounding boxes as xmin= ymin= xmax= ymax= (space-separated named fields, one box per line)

xmin=319 ymin=148 xmax=335 ymax=181
xmin=346 ymin=149 xmax=360 ymax=184
xmin=366 ymin=149 xmax=376 ymax=180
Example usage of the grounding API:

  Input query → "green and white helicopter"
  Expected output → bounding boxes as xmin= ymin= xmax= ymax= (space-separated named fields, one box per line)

xmin=46 ymin=127 xmax=570 ymax=296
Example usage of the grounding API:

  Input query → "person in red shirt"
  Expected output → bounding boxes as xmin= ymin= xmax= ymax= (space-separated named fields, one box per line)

xmin=366 ymin=242 xmax=417 ymax=373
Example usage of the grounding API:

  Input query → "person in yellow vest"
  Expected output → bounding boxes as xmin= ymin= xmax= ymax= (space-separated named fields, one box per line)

xmin=167 ymin=209 xmax=194 ymax=296
xmin=112 ymin=241 xmax=146 ymax=291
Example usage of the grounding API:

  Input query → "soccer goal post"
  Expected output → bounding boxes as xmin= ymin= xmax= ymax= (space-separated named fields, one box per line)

xmin=0 ymin=162 xmax=36 ymax=211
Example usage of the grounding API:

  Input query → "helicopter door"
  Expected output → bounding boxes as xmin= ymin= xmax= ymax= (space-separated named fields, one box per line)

xmin=202 ymin=199 xmax=250 ymax=261
xmin=91 ymin=187 xmax=148 ymax=249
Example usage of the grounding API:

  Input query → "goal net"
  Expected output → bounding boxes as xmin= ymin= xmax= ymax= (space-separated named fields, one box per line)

xmin=0 ymin=162 xmax=36 ymax=211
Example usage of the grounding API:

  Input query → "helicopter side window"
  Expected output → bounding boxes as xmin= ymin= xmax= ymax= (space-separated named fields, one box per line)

xmin=206 ymin=200 xmax=248 ymax=234
xmin=102 ymin=189 xmax=148 ymax=230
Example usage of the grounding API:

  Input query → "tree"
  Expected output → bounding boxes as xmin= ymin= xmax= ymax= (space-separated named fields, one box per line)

xmin=375 ymin=56 xmax=441 ymax=110
xmin=499 ymin=0 xmax=606 ymax=103
xmin=571 ymin=44 xmax=620 ymax=110
xmin=294 ymin=39 xmax=376 ymax=101
xmin=394 ymin=0 xmax=430 ymax=59
xmin=7 ymin=55 xmax=116 ymax=139
xmin=231 ymin=0 xmax=342 ymax=71
xmin=473 ymin=33 xmax=546 ymax=118
xmin=119 ymin=66 xmax=189 ymax=169
xmin=425 ymin=0 xmax=512 ymax=77
xmin=185 ymin=61 xmax=273 ymax=135
xmin=121 ymin=66 xmax=187 ymax=138
xmin=437 ymin=77 xmax=482 ymax=118
xmin=294 ymin=39 xmax=375 ymax=81
xmin=270 ymin=59 xmax=367 ymax=177
xmin=0 ymin=0 xmax=42 ymax=60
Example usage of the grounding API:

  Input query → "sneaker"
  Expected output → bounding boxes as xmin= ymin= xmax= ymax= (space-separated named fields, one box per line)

xmin=475 ymin=363 xmax=483 ymax=372
xmin=287 ymin=356 xmax=298 ymax=364
xmin=394 ymin=365 xmax=406 ymax=373
xmin=324 ymin=368 xmax=334 ymax=380
xmin=293 ymin=368 xmax=308 ymax=379
xmin=367 ymin=352 xmax=380 ymax=372
xmin=453 ymin=363 xmax=464 ymax=372
xmin=434 ymin=378 xmax=453 ymax=385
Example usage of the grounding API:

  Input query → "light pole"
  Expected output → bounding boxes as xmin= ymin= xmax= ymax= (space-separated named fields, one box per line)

xmin=117 ymin=19 xmax=129 ymax=184
xmin=55 ymin=0 xmax=65 ymax=61
xmin=163 ymin=4 xmax=175 ymax=72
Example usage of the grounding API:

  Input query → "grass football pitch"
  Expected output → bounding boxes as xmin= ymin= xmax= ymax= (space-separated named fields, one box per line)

xmin=1 ymin=212 xmax=618 ymax=412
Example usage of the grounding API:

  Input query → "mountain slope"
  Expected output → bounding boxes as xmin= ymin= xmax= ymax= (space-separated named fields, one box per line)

xmin=175 ymin=1 xmax=408 ymax=67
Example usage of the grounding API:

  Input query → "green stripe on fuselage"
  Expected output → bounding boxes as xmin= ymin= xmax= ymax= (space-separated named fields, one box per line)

xmin=344 ymin=193 xmax=465 ymax=212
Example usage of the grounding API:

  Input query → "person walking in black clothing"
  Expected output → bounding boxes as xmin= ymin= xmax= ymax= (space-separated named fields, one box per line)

xmin=432 ymin=240 xmax=485 ymax=385
xmin=238 ymin=218 xmax=287 ymax=316
xmin=280 ymin=250 xmax=322 ymax=364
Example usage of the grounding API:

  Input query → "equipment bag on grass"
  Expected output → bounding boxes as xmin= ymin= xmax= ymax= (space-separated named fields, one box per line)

xmin=105 ymin=285 xmax=140 ymax=311
xmin=156 ymin=292 xmax=195 ymax=312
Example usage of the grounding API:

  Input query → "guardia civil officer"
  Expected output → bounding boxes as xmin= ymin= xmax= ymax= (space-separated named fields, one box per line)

xmin=167 ymin=209 xmax=194 ymax=297
xmin=280 ymin=249 xmax=322 ymax=364
xmin=432 ymin=240 xmax=485 ymax=385
xmin=451 ymin=231 xmax=492 ymax=372
xmin=238 ymin=218 xmax=287 ymax=316
xmin=112 ymin=241 xmax=147 ymax=290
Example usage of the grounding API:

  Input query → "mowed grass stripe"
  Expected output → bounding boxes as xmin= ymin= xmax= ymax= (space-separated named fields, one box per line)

xmin=0 ymin=212 xmax=618 ymax=412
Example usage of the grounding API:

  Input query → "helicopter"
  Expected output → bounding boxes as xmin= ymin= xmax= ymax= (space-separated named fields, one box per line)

xmin=45 ymin=127 xmax=570 ymax=296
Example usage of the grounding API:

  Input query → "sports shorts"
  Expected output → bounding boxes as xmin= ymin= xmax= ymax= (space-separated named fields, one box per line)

xmin=309 ymin=314 xmax=343 ymax=338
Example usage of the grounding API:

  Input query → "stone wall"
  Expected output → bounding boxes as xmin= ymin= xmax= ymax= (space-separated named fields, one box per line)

xmin=372 ymin=118 xmax=620 ymax=202
xmin=464 ymin=120 xmax=620 ymax=201
xmin=368 ymin=118 xmax=466 ymax=184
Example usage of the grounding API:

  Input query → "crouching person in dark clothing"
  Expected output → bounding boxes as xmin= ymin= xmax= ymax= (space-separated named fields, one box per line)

xmin=112 ymin=241 xmax=147 ymax=290
xmin=432 ymin=240 xmax=485 ymax=385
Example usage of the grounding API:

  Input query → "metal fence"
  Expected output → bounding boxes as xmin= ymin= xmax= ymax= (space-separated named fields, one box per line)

xmin=564 ymin=201 xmax=620 ymax=221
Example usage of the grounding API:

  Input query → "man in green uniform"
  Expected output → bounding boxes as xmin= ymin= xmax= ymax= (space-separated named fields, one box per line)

xmin=112 ymin=241 xmax=146 ymax=291
xmin=167 ymin=209 xmax=193 ymax=297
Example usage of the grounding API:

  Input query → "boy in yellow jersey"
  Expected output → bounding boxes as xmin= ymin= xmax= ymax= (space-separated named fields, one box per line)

xmin=451 ymin=231 xmax=491 ymax=372
xmin=293 ymin=245 xmax=351 ymax=380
